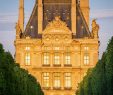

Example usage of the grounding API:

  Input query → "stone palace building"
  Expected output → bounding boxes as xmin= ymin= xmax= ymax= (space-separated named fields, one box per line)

xmin=14 ymin=0 xmax=100 ymax=95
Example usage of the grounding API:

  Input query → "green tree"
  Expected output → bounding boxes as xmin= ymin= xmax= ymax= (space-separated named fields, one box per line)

xmin=105 ymin=37 xmax=113 ymax=95
xmin=76 ymin=36 xmax=113 ymax=95
xmin=0 ymin=43 xmax=44 ymax=95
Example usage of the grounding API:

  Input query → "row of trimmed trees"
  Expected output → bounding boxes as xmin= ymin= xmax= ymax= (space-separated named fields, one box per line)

xmin=0 ymin=44 xmax=44 ymax=95
xmin=76 ymin=36 xmax=113 ymax=95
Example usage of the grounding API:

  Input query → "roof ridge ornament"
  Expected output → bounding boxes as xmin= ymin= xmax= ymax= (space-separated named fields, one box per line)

xmin=55 ymin=16 xmax=61 ymax=21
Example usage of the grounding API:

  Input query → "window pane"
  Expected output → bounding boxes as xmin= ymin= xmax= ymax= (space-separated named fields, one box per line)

xmin=64 ymin=73 xmax=71 ymax=88
xmin=54 ymin=53 xmax=60 ymax=65
xmin=65 ymin=53 xmax=71 ymax=65
xmin=43 ymin=73 xmax=50 ymax=87
xmin=25 ymin=53 xmax=30 ymax=65
xmin=44 ymin=53 xmax=49 ymax=65
xmin=84 ymin=47 xmax=89 ymax=51
xmin=53 ymin=73 xmax=61 ymax=88
xmin=84 ymin=55 xmax=89 ymax=65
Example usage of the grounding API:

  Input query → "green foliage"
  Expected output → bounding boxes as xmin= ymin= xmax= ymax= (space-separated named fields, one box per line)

xmin=0 ymin=43 xmax=44 ymax=95
xmin=76 ymin=36 xmax=113 ymax=95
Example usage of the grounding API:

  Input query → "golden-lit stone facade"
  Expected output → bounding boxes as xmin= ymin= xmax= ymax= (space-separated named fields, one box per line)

xmin=15 ymin=0 xmax=99 ymax=95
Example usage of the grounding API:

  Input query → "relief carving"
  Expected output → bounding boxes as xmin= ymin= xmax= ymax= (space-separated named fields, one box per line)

xmin=42 ymin=16 xmax=72 ymax=43
xmin=43 ymin=16 xmax=71 ymax=33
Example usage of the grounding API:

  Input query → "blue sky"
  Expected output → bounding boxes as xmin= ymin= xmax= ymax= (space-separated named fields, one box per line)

xmin=0 ymin=0 xmax=113 ymax=59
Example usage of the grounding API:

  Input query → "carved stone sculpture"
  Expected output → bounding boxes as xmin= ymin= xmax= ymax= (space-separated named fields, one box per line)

xmin=92 ymin=19 xmax=99 ymax=38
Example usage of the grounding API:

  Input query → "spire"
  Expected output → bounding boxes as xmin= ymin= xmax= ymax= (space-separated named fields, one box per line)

xmin=18 ymin=0 xmax=24 ymax=32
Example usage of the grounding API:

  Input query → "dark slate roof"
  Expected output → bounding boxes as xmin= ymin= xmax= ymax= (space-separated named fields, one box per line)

xmin=43 ymin=0 xmax=71 ymax=3
xmin=75 ymin=4 xmax=91 ymax=38
xmin=24 ymin=1 xmax=91 ymax=39
xmin=24 ymin=3 xmax=42 ymax=38
xmin=43 ymin=1 xmax=71 ymax=30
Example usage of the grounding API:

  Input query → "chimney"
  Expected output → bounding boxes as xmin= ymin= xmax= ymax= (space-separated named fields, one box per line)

xmin=18 ymin=0 xmax=24 ymax=32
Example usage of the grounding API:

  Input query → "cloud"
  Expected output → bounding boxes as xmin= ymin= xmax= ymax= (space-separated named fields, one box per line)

xmin=1 ymin=8 xmax=113 ymax=23
xmin=90 ymin=9 xmax=113 ymax=19
xmin=0 ymin=13 xmax=30 ymax=23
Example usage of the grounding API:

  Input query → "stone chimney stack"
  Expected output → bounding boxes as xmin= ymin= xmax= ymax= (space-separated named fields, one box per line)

xmin=18 ymin=0 xmax=24 ymax=32
xmin=71 ymin=0 xmax=76 ymax=35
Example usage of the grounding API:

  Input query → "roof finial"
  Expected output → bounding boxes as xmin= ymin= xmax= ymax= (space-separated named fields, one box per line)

xmin=77 ymin=0 xmax=80 ymax=5
xmin=55 ymin=16 xmax=60 ymax=21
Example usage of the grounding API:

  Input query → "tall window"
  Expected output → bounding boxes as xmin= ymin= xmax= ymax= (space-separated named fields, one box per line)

xmin=84 ymin=54 xmax=89 ymax=65
xmin=25 ymin=46 xmax=31 ymax=65
xmin=54 ymin=53 xmax=60 ymax=66
xmin=64 ymin=73 xmax=71 ymax=88
xmin=84 ymin=47 xmax=89 ymax=51
xmin=43 ymin=53 xmax=49 ymax=65
xmin=53 ymin=73 xmax=61 ymax=88
xmin=43 ymin=73 xmax=50 ymax=88
xmin=25 ymin=46 xmax=30 ymax=51
xmin=65 ymin=53 xmax=71 ymax=65
xmin=25 ymin=53 xmax=31 ymax=65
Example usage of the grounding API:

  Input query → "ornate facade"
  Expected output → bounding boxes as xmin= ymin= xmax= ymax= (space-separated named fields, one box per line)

xmin=14 ymin=0 xmax=99 ymax=95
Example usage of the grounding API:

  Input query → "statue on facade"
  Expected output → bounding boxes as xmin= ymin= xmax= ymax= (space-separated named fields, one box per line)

xmin=15 ymin=23 xmax=23 ymax=38
xmin=91 ymin=19 xmax=99 ymax=38
xmin=15 ymin=23 xmax=20 ymax=34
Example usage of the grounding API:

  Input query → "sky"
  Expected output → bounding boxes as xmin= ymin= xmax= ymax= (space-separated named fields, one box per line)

xmin=0 ymin=0 xmax=113 ymax=59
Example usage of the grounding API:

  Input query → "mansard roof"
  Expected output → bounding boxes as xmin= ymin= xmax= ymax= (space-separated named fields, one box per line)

xmin=75 ymin=4 xmax=91 ymax=38
xmin=43 ymin=0 xmax=71 ymax=3
xmin=24 ymin=1 xmax=91 ymax=39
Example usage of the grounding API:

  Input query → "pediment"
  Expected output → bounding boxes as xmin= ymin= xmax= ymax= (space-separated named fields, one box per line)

xmin=43 ymin=16 xmax=71 ymax=34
